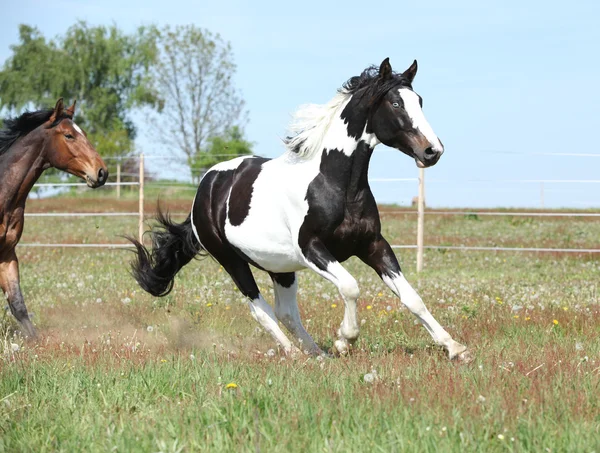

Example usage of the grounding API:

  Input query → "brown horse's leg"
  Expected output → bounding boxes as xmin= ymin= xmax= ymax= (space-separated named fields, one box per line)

xmin=0 ymin=251 xmax=37 ymax=338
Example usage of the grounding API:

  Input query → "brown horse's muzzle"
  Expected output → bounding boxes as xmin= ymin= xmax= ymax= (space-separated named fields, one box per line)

xmin=85 ymin=166 xmax=109 ymax=188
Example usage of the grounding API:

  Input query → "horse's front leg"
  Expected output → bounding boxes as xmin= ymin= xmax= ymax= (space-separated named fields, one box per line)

xmin=301 ymin=239 xmax=360 ymax=355
xmin=0 ymin=250 xmax=37 ymax=338
xmin=359 ymin=237 xmax=471 ymax=361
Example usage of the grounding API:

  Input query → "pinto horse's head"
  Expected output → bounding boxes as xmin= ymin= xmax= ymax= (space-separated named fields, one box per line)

xmin=368 ymin=58 xmax=444 ymax=168
xmin=45 ymin=98 xmax=108 ymax=188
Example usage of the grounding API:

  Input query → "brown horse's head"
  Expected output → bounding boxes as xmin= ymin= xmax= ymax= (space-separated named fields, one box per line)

xmin=45 ymin=98 xmax=108 ymax=188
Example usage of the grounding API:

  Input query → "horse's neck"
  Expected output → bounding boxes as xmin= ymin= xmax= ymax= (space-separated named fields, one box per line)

xmin=318 ymin=140 xmax=374 ymax=203
xmin=0 ymin=132 xmax=49 ymax=214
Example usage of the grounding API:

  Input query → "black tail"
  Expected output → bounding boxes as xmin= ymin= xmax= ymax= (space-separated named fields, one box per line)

xmin=128 ymin=207 xmax=202 ymax=297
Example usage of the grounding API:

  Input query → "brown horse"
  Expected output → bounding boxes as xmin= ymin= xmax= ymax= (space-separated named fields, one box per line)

xmin=0 ymin=98 xmax=108 ymax=337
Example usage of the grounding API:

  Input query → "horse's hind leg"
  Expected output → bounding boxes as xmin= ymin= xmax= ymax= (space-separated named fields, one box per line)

xmin=0 ymin=250 xmax=37 ymax=338
xmin=270 ymin=272 xmax=325 ymax=356
xmin=219 ymin=258 xmax=298 ymax=355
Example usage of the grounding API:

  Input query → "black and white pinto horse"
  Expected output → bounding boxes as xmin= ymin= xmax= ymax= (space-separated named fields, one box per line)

xmin=130 ymin=58 xmax=470 ymax=361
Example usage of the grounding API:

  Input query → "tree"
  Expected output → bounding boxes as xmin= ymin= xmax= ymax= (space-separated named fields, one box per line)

xmin=190 ymin=126 xmax=253 ymax=181
xmin=150 ymin=25 xmax=248 ymax=180
xmin=0 ymin=22 xmax=159 ymax=159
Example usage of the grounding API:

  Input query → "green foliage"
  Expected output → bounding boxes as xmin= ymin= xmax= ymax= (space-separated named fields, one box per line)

xmin=0 ymin=22 xmax=159 ymax=158
xmin=190 ymin=126 xmax=253 ymax=182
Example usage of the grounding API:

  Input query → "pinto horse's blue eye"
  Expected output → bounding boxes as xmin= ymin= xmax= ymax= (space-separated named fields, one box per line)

xmin=392 ymin=102 xmax=400 ymax=108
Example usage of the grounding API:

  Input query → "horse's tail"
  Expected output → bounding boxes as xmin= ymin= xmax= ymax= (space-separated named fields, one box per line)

xmin=127 ymin=207 xmax=202 ymax=297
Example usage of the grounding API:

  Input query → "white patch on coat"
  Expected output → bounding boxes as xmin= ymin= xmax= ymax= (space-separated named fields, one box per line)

xmin=211 ymin=155 xmax=253 ymax=171
xmin=398 ymin=88 xmax=443 ymax=152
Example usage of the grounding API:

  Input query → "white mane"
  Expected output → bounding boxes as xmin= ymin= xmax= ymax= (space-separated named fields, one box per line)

xmin=285 ymin=91 xmax=352 ymax=160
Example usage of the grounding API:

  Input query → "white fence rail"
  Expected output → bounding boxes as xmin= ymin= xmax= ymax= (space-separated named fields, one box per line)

xmin=19 ymin=153 xmax=600 ymax=270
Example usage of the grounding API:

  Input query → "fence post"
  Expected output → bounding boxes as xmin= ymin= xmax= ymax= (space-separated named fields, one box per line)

xmin=116 ymin=161 xmax=121 ymax=199
xmin=138 ymin=153 xmax=145 ymax=243
xmin=417 ymin=167 xmax=425 ymax=273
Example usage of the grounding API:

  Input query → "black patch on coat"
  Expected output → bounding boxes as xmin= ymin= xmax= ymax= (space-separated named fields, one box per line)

xmin=228 ymin=157 xmax=269 ymax=226
xmin=270 ymin=272 xmax=296 ymax=288
xmin=298 ymin=142 xmax=381 ymax=265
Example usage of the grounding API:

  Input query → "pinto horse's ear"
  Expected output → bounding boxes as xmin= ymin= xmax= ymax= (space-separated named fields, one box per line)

xmin=49 ymin=98 xmax=65 ymax=124
xmin=379 ymin=57 xmax=393 ymax=81
xmin=65 ymin=100 xmax=77 ymax=118
xmin=402 ymin=60 xmax=418 ymax=84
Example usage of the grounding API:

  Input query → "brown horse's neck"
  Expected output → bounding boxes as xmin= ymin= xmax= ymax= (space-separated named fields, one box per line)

xmin=0 ymin=129 xmax=51 ymax=216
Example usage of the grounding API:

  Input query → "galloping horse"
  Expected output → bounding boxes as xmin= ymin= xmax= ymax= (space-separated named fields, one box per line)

xmin=0 ymin=99 xmax=108 ymax=337
xmin=130 ymin=59 xmax=470 ymax=361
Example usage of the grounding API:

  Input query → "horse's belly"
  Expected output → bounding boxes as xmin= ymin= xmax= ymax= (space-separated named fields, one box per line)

xmin=226 ymin=224 xmax=305 ymax=273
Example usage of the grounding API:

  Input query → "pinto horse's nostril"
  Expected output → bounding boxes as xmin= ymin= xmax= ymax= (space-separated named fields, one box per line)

xmin=424 ymin=147 xmax=436 ymax=157
xmin=98 ymin=168 xmax=108 ymax=184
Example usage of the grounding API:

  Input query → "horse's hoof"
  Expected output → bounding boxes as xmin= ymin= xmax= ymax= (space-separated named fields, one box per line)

xmin=452 ymin=348 xmax=473 ymax=364
xmin=286 ymin=346 xmax=303 ymax=359
xmin=447 ymin=341 xmax=472 ymax=363
xmin=333 ymin=339 xmax=350 ymax=356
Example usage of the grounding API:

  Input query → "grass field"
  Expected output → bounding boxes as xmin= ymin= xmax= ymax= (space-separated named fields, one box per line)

xmin=1 ymin=196 xmax=599 ymax=452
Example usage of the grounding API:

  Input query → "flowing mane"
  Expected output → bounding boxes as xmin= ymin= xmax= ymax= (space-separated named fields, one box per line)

xmin=284 ymin=65 xmax=411 ymax=160
xmin=284 ymin=91 xmax=352 ymax=159
xmin=0 ymin=108 xmax=71 ymax=156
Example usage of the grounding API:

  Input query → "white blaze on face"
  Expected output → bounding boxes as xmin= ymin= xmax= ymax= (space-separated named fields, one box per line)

xmin=72 ymin=122 xmax=84 ymax=136
xmin=398 ymin=88 xmax=443 ymax=152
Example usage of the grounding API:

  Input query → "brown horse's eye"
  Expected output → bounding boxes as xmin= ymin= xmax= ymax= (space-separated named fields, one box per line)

xmin=65 ymin=134 xmax=75 ymax=140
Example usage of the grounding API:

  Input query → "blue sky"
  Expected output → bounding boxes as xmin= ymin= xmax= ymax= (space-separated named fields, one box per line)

xmin=1 ymin=0 xmax=599 ymax=207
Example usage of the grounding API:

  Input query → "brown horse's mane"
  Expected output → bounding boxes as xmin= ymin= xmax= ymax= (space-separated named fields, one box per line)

xmin=0 ymin=108 xmax=71 ymax=156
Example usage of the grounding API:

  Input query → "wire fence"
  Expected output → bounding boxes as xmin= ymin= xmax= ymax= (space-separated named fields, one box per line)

xmin=19 ymin=153 xmax=600 ymax=269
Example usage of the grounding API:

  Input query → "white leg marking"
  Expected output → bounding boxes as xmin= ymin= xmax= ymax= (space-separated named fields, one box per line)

xmin=304 ymin=260 xmax=360 ymax=354
xmin=248 ymin=295 xmax=297 ymax=355
xmin=382 ymin=272 xmax=467 ymax=359
xmin=273 ymin=278 xmax=323 ymax=355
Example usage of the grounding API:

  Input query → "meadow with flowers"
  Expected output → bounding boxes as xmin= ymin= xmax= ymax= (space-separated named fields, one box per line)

xmin=1 ymin=195 xmax=599 ymax=452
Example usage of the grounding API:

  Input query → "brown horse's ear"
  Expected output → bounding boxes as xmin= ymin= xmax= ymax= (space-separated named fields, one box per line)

xmin=402 ymin=60 xmax=418 ymax=84
xmin=65 ymin=100 xmax=76 ymax=118
xmin=379 ymin=57 xmax=392 ymax=81
xmin=49 ymin=98 xmax=65 ymax=124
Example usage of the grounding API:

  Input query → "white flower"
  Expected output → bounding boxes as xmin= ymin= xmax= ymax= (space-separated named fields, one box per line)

xmin=10 ymin=343 xmax=20 ymax=352
xmin=575 ymin=342 xmax=584 ymax=351
xmin=96 ymin=298 xmax=102 ymax=303
xmin=477 ymin=395 xmax=486 ymax=403
xmin=363 ymin=373 xmax=375 ymax=383
xmin=497 ymin=434 xmax=505 ymax=440
xmin=121 ymin=297 xmax=131 ymax=304
xmin=146 ymin=325 xmax=154 ymax=332
xmin=266 ymin=349 xmax=276 ymax=357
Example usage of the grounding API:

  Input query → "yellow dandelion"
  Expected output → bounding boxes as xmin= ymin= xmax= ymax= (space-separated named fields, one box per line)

xmin=366 ymin=305 xmax=372 ymax=310
xmin=206 ymin=303 xmax=213 ymax=307
xmin=553 ymin=319 xmax=559 ymax=325
xmin=225 ymin=306 xmax=231 ymax=310
xmin=377 ymin=292 xmax=383 ymax=297
xmin=563 ymin=307 xmax=568 ymax=311
xmin=513 ymin=315 xmax=519 ymax=319
xmin=331 ymin=303 xmax=337 ymax=308
xmin=225 ymin=382 xmax=238 ymax=389
xmin=161 ymin=359 xmax=167 ymax=363
xmin=525 ymin=317 xmax=531 ymax=321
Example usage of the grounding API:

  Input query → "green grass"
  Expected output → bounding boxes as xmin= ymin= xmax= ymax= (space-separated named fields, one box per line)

xmin=1 ymin=198 xmax=600 ymax=452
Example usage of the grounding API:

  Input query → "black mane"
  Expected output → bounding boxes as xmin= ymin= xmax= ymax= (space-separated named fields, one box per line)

xmin=340 ymin=65 xmax=411 ymax=104
xmin=0 ymin=108 xmax=69 ymax=156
